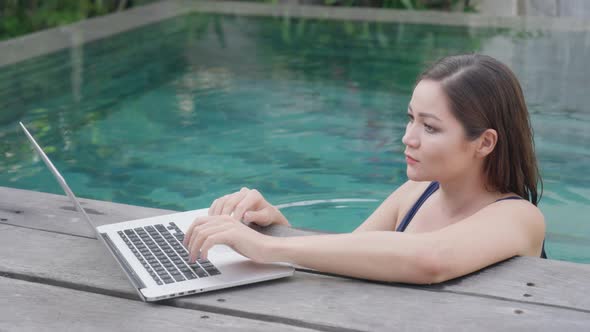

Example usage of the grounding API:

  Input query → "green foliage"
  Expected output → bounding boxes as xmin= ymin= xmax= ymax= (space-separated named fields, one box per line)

xmin=0 ymin=0 xmax=477 ymax=41
xmin=254 ymin=0 xmax=476 ymax=11
xmin=0 ymin=0 xmax=156 ymax=41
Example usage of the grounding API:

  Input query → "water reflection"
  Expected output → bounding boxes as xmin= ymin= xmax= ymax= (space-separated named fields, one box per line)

xmin=0 ymin=13 xmax=588 ymax=262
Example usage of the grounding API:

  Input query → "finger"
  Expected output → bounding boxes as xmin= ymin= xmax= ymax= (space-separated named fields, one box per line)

xmin=221 ymin=188 xmax=249 ymax=216
xmin=186 ymin=216 xmax=232 ymax=251
xmin=188 ymin=224 xmax=229 ymax=263
xmin=183 ymin=217 xmax=209 ymax=246
xmin=233 ymin=189 xmax=265 ymax=222
xmin=242 ymin=207 xmax=273 ymax=225
xmin=212 ymin=195 xmax=229 ymax=216
xmin=199 ymin=233 xmax=228 ymax=261
xmin=188 ymin=223 xmax=224 ymax=262
xmin=208 ymin=198 xmax=219 ymax=216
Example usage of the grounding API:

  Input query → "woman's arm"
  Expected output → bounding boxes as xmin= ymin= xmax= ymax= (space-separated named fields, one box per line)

xmin=421 ymin=199 xmax=545 ymax=282
xmin=267 ymin=231 xmax=438 ymax=284
xmin=267 ymin=199 xmax=545 ymax=284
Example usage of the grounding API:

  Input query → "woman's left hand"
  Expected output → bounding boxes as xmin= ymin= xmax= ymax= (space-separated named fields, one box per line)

xmin=183 ymin=215 xmax=274 ymax=264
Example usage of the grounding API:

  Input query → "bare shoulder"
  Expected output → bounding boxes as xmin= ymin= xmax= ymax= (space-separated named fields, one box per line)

xmin=384 ymin=180 xmax=431 ymax=216
xmin=399 ymin=179 xmax=431 ymax=194
xmin=397 ymin=180 xmax=433 ymax=206
xmin=438 ymin=196 xmax=546 ymax=258
xmin=353 ymin=180 xmax=432 ymax=233
xmin=391 ymin=180 xmax=433 ymax=229
xmin=489 ymin=197 xmax=544 ymax=228
xmin=486 ymin=197 xmax=546 ymax=256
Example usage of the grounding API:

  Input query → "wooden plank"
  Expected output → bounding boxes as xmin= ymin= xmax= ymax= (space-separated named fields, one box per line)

xmin=0 ymin=186 xmax=174 ymax=238
xmin=0 ymin=276 xmax=316 ymax=332
xmin=2 ymin=186 xmax=589 ymax=310
xmin=0 ymin=186 xmax=320 ymax=238
xmin=427 ymin=257 xmax=590 ymax=311
xmin=0 ymin=224 xmax=589 ymax=332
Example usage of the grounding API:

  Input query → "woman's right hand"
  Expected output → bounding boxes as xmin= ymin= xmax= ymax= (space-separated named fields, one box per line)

xmin=208 ymin=187 xmax=290 ymax=227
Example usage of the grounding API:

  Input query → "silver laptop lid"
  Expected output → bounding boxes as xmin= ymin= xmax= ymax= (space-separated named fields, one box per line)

xmin=20 ymin=122 xmax=98 ymax=237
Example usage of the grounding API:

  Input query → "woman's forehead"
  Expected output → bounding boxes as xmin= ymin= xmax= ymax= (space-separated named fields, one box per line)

xmin=409 ymin=80 xmax=451 ymax=116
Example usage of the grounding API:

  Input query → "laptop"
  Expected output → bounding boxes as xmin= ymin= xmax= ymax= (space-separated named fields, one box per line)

xmin=20 ymin=122 xmax=294 ymax=302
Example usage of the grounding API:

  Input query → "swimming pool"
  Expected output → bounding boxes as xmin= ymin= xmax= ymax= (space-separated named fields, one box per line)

xmin=0 ymin=12 xmax=588 ymax=263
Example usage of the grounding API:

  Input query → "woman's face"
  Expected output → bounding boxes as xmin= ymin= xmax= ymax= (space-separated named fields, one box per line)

xmin=402 ymin=79 xmax=478 ymax=183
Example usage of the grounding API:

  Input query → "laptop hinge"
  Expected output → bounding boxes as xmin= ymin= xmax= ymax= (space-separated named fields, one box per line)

xmin=100 ymin=232 xmax=146 ymax=291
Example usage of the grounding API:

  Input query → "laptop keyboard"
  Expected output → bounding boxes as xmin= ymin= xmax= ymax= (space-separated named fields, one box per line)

xmin=118 ymin=222 xmax=221 ymax=285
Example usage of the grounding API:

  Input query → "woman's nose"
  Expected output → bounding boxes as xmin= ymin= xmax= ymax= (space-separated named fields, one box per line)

xmin=402 ymin=123 xmax=420 ymax=148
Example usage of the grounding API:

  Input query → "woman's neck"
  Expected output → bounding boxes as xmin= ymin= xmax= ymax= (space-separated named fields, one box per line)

xmin=436 ymin=170 xmax=499 ymax=219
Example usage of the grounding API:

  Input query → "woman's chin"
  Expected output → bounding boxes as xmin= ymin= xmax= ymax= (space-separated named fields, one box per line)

xmin=406 ymin=168 xmax=427 ymax=182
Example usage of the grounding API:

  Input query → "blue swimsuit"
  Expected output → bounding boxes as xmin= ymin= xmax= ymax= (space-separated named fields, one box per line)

xmin=395 ymin=181 xmax=547 ymax=259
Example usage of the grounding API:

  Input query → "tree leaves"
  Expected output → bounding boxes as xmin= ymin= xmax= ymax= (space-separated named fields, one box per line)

xmin=0 ymin=0 xmax=155 ymax=41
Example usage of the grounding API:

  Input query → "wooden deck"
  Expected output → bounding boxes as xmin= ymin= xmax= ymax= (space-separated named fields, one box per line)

xmin=1 ymin=186 xmax=589 ymax=331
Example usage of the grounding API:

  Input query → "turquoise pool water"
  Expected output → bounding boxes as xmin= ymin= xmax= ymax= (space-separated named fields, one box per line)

xmin=0 ymin=13 xmax=588 ymax=263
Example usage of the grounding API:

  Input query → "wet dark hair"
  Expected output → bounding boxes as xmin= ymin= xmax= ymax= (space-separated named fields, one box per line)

xmin=419 ymin=54 xmax=542 ymax=205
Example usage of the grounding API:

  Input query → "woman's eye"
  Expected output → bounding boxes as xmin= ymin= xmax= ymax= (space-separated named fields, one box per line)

xmin=407 ymin=114 xmax=414 ymax=122
xmin=424 ymin=124 xmax=436 ymax=133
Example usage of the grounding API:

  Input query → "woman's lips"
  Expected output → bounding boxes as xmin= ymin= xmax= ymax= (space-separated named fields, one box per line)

xmin=405 ymin=154 xmax=419 ymax=164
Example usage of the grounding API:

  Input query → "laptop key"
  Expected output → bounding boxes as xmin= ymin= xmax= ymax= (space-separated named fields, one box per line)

xmin=180 ymin=267 xmax=193 ymax=273
xmin=207 ymin=268 xmax=221 ymax=276
xmin=172 ymin=274 xmax=185 ymax=282
xmin=190 ymin=266 xmax=209 ymax=278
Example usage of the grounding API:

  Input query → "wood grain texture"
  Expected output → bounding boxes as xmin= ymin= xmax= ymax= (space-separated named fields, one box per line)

xmin=0 ymin=276 xmax=316 ymax=332
xmin=0 ymin=224 xmax=589 ymax=331
xmin=1 ymin=186 xmax=588 ymax=312
xmin=0 ymin=186 xmax=174 ymax=238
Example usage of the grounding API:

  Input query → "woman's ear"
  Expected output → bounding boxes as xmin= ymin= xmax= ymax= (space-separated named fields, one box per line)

xmin=476 ymin=129 xmax=497 ymax=158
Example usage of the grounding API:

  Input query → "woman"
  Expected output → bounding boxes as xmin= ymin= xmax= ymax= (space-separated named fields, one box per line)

xmin=183 ymin=54 xmax=547 ymax=284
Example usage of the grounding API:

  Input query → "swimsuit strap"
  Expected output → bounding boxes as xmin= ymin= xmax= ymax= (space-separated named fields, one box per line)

xmin=494 ymin=196 xmax=522 ymax=202
xmin=395 ymin=182 xmax=439 ymax=232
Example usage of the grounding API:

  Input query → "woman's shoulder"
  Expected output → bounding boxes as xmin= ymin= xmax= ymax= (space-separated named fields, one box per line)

xmin=390 ymin=180 xmax=434 ymax=228
xmin=396 ymin=180 xmax=433 ymax=195
xmin=491 ymin=194 xmax=545 ymax=226
xmin=492 ymin=193 xmax=543 ymax=216
xmin=478 ymin=193 xmax=546 ymax=256
xmin=390 ymin=180 xmax=433 ymax=206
